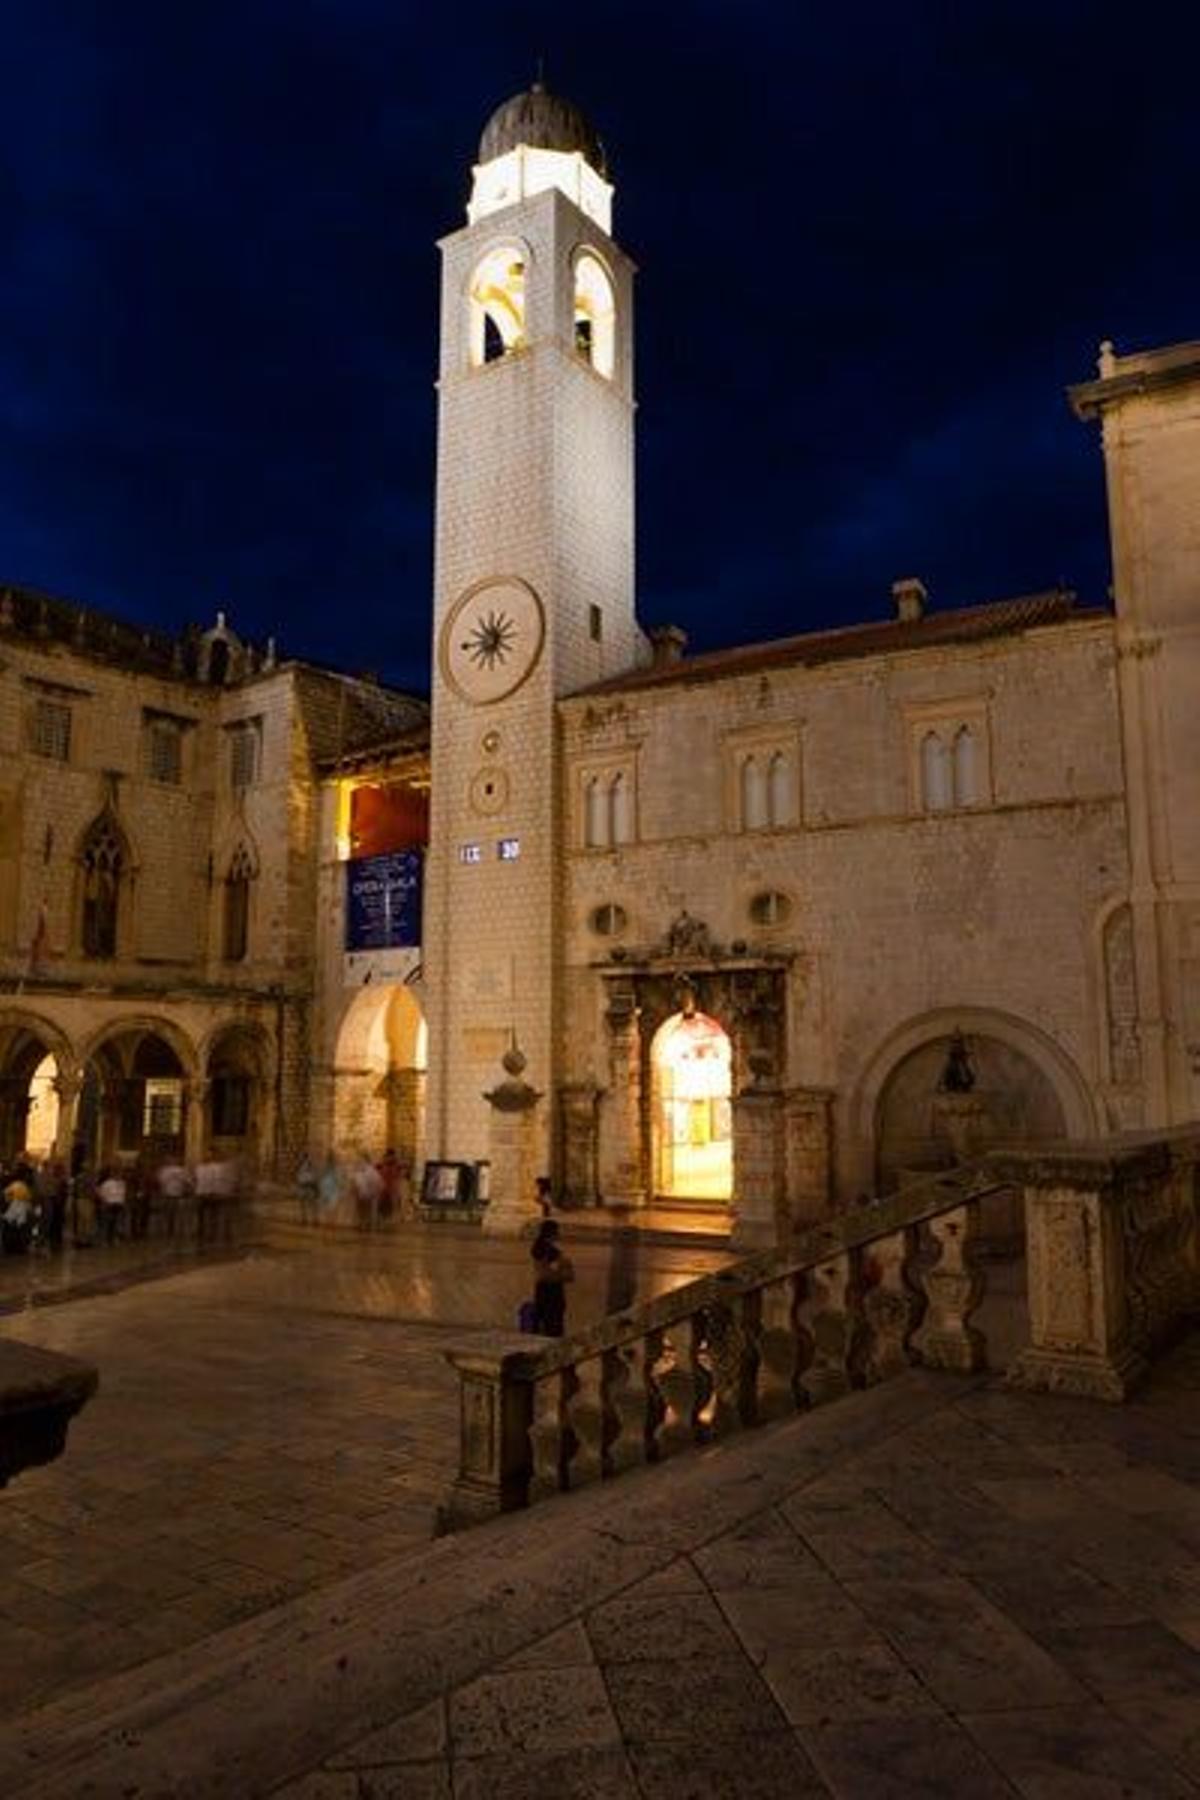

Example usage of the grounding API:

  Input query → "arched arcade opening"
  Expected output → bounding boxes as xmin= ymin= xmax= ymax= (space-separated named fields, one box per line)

xmin=333 ymin=985 xmax=427 ymax=1169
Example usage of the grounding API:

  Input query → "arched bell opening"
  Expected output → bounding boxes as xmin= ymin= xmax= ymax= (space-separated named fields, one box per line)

xmin=650 ymin=1010 xmax=733 ymax=1203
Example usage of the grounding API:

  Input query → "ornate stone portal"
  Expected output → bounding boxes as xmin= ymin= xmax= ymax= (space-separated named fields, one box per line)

xmin=590 ymin=912 xmax=790 ymax=1217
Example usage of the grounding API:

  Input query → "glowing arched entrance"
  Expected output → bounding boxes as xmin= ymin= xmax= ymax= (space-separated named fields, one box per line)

xmin=333 ymin=984 xmax=427 ymax=1165
xmin=651 ymin=1011 xmax=732 ymax=1202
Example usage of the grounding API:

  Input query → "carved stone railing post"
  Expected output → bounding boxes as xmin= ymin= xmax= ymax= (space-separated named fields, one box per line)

xmin=438 ymin=1341 xmax=534 ymax=1530
xmin=991 ymin=1141 xmax=1197 ymax=1400
xmin=910 ymin=1206 xmax=986 ymax=1373
xmin=481 ymin=1045 xmax=543 ymax=1238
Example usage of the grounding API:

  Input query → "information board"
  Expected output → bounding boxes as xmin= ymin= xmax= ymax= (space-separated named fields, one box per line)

xmin=345 ymin=850 xmax=423 ymax=952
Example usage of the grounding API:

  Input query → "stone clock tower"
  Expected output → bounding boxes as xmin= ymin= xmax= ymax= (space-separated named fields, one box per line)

xmin=424 ymin=84 xmax=643 ymax=1171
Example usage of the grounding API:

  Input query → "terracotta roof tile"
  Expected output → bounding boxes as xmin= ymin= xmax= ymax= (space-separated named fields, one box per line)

xmin=575 ymin=591 xmax=1108 ymax=698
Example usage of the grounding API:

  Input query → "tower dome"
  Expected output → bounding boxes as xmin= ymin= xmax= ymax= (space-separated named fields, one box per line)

xmin=478 ymin=82 xmax=608 ymax=179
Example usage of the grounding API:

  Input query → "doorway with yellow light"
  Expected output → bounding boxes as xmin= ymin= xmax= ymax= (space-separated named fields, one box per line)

xmin=650 ymin=1010 xmax=733 ymax=1203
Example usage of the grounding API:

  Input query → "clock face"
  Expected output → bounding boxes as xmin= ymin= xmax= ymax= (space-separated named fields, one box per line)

xmin=440 ymin=577 xmax=545 ymax=705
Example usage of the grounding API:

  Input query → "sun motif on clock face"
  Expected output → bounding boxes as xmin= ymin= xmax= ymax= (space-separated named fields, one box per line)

xmin=441 ymin=577 xmax=545 ymax=705
xmin=462 ymin=607 xmax=516 ymax=671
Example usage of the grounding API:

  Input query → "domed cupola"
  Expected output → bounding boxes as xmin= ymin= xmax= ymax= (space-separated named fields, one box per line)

xmin=478 ymin=81 xmax=608 ymax=179
xmin=468 ymin=79 xmax=614 ymax=232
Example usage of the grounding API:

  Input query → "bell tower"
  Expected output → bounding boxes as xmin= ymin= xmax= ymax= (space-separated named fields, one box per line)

xmin=424 ymin=84 xmax=643 ymax=1172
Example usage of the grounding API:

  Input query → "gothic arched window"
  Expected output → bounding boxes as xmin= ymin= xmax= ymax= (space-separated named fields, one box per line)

xmin=609 ymin=771 xmax=633 ymax=845
xmin=584 ymin=776 xmax=607 ymax=849
xmin=921 ymin=732 xmax=951 ymax=812
xmin=81 ymin=814 xmax=125 ymax=959
xmin=952 ymin=725 xmax=977 ymax=808
xmin=767 ymin=751 xmax=793 ymax=827
xmin=741 ymin=756 xmax=767 ymax=831
xmin=223 ymin=844 xmax=255 ymax=963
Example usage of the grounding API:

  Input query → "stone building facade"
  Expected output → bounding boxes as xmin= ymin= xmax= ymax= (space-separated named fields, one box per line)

xmin=419 ymin=85 xmax=1200 ymax=1235
xmin=0 ymin=584 xmax=424 ymax=1176
xmin=4 ymin=85 xmax=1197 ymax=1242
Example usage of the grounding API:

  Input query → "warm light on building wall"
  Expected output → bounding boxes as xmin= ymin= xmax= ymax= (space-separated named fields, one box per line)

xmin=468 ymin=146 xmax=613 ymax=233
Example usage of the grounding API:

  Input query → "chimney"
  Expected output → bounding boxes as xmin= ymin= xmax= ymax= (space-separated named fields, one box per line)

xmin=892 ymin=577 xmax=927 ymax=623
xmin=648 ymin=624 xmax=688 ymax=668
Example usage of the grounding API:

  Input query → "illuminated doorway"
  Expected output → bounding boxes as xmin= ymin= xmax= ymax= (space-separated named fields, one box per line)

xmin=651 ymin=1011 xmax=732 ymax=1202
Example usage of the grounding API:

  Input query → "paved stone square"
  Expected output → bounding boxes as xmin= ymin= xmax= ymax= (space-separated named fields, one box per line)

xmin=3 ymin=1228 xmax=1200 ymax=1797
xmin=0 ymin=1221 xmax=726 ymax=1724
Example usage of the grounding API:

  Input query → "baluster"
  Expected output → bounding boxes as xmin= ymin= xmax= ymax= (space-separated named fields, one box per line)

xmin=910 ymin=1204 xmax=986 ymax=1372
xmin=799 ymin=1252 xmax=862 ymax=1407
xmin=648 ymin=1322 xmax=702 ymax=1458
xmin=528 ymin=1369 xmax=568 ymax=1501
xmin=702 ymin=1295 xmax=753 ymax=1437
xmin=602 ymin=1338 xmax=651 ymax=1475
xmin=861 ymin=1226 xmax=922 ymax=1383
xmin=755 ymin=1273 xmax=807 ymax=1421
xmin=562 ymin=1356 xmax=605 ymax=1490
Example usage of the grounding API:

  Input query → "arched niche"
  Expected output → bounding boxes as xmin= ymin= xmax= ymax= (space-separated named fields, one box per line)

xmin=854 ymin=1006 xmax=1097 ymax=1195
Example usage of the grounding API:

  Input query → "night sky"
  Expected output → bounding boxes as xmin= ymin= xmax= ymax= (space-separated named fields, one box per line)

xmin=4 ymin=2 xmax=1198 ymax=693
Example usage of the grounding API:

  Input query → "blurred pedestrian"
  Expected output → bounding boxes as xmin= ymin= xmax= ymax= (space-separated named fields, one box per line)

xmin=530 ymin=1219 xmax=573 ymax=1338
xmin=296 ymin=1154 xmax=319 ymax=1227
xmin=96 ymin=1167 xmax=128 ymax=1245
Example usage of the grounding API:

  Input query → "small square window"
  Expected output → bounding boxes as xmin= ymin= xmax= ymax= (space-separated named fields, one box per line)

xmin=28 ymin=698 xmax=71 ymax=762
xmin=145 ymin=721 xmax=182 ymax=785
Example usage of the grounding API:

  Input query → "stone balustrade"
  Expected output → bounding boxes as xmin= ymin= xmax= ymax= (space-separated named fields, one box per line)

xmin=439 ymin=1165 xmax=1004 ymax=1530
xmin=439 ymin=1130 xmax=1200 ymax=1530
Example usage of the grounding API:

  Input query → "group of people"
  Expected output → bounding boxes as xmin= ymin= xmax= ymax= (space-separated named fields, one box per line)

xmin=0 ymin=1152 xmax=246 ymax=1255
xmin=294 ymin=1149 xmax=412 ymax=1231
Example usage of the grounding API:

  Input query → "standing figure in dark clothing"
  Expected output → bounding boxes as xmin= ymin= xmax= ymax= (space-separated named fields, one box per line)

xmin=530 ymin=1219 xmax=574 ymax=1338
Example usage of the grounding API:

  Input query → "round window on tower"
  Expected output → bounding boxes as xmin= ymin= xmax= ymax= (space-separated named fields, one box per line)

xmin=748 ymin=890 xmax=792 ymax=928
xmin=573 ymin=251 xmax=616 ymax=379
xmin=589 ymin=901 xmax=628 ymax=938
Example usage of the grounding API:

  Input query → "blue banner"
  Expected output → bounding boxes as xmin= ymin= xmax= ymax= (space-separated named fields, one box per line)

xmin=345 ymin=850 xmax=423 ymax=951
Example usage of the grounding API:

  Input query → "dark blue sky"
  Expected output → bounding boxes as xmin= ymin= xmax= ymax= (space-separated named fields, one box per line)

xmin=4 ymin=1 xmax=1197 ymax=691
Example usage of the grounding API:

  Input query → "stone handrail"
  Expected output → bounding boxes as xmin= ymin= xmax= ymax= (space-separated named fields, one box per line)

xmin=439 ymin=1164 xmax=1004 ymax=1530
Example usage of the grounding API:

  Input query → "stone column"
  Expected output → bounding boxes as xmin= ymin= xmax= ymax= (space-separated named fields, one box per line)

xmin=731 ymin=1052 xmax=786 ymax=1251
xmin=481 ymin=1046 xmax=543 ymax=1238
xmin=599 ymin=981 xmax=645 ymax=1207
xmin=51 ymin=1072 xmax=83 ymax=1163
xmin=784 ymin=1087 xmax=835 ymax=1227
xmin=184 ymin=1079 xmax=210 ymax=1168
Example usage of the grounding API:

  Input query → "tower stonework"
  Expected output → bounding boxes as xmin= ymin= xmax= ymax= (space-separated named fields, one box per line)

xmin=1072 ymin=340 xmax=1200 ymax=1124
xmin=424 ymin=87 xmax=643 ymax=1170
